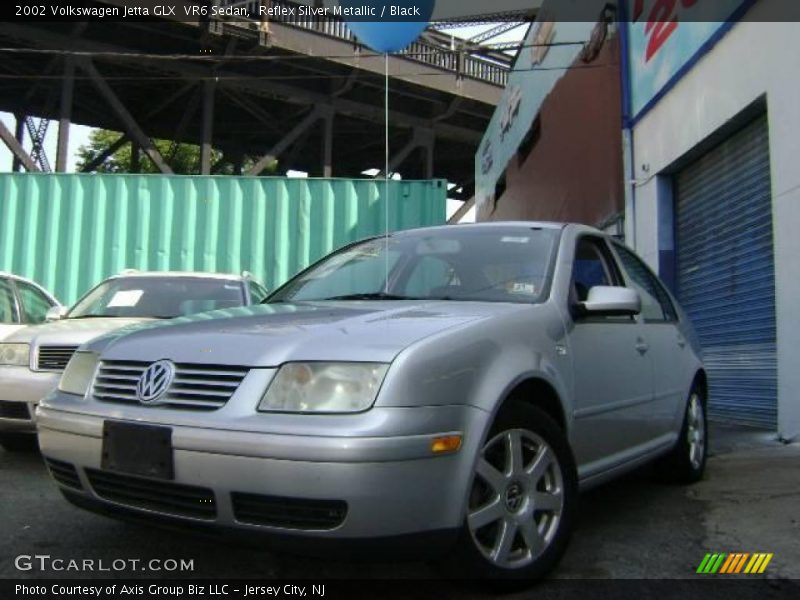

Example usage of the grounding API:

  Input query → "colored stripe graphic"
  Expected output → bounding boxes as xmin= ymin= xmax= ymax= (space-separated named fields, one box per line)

xmin=733 ymin=553 xmax=750 ymax=573
xmin=721 ymin=553 xmax=750 ymax=574
xmin=701 ymin=553 xmax=775 ymax=574
xmin=698 ymin=553 xmax=728 ymax=574
xmin=720 ymin=554 xmax=737 ymax=574
xmin=759 ymin=554 xmax=774 ymax=573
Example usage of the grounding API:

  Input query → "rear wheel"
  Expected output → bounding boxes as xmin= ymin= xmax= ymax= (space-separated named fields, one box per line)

xmin=655 ymin=387 xmax=707 ymax=483
xmin=448 ymin=404 xmax=577 ymax=582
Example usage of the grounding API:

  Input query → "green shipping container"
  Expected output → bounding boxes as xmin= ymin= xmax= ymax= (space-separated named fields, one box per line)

xmin=0 ymin=174 xmax=446 ymax=304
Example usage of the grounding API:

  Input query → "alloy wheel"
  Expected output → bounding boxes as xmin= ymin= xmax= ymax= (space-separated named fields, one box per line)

xmin=687 ymin=393 xmax=705 ymax=469
xmin=467 ymin=429 xmax=564 ymax=569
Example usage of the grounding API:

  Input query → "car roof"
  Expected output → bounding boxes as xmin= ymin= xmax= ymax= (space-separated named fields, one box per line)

xmin=107 ymin=271 xmax=247 ymax=282
xmin=395 ymin=221 xmax=574 ymax=236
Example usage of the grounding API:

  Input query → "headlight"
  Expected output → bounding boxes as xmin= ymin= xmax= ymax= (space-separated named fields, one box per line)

xmin=58 ymin=352 xmax=100 ymax=397
xmin=259 ymin=362 xmax=389 ymax=413
xmin=0 ymin=343 xmax=30 ymax=366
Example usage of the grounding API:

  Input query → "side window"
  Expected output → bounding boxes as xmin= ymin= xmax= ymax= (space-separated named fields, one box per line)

xmin=248 ymin=281 xmax=268 ymax=303
xmin=613 ymin=243 xmax=678 ymax=322
xmin=0 ymin=279 xmax=17 ymax=323
xmin=404 ymin=256 xmax=457 ymax=297
xmin=17 ymin=281 xmax=54 ymax=324
xmin=571 ymin=237 xmax=617 ymax=302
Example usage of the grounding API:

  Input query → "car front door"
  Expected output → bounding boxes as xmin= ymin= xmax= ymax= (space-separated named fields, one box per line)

xmin=611 ymin=242 xmax=689 ymax=442
xmin=565 ymin=236 xmax=655 ymax=477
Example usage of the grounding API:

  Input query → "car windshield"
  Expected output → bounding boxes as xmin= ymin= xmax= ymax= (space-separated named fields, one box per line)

xmin=268 ymin=227 xmax=560 ymax=304
xmin=68 ymin=276 xmax=245 ymax=319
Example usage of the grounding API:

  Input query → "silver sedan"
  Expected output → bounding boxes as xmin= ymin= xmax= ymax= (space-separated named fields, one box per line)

xmin=37 ymin=223 xmax=707 ymax=581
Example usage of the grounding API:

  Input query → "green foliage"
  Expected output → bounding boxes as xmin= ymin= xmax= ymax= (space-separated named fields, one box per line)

xmin=75 ymin=129 xmax=274 ymax=174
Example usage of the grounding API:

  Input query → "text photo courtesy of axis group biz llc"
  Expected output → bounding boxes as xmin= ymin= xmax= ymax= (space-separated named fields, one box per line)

xmin=1 ymin=0 xmax=799 ymax=599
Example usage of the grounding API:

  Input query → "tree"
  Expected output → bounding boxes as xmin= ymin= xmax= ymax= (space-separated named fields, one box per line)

xmin=75 ymin=129 xmax=267 ymax=174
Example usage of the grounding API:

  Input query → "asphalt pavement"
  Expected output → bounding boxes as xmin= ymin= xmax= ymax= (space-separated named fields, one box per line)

xmin=1 ymin=423 xmax=798 ymax=596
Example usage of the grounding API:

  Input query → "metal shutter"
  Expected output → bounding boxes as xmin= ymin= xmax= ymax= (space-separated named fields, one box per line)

xmin=676 ymin=115 xmax=776 ymax=427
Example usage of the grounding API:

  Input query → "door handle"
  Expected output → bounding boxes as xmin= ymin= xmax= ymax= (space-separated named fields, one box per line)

xmin=635 ymin=339 xmax=649 ymax=355
xmin=677 ymin=334 xmax=687 ymax=348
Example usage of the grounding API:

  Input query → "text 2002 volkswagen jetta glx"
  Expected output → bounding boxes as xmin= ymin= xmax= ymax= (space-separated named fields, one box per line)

xmin=37 ymin=223 xmax=708 ymax=581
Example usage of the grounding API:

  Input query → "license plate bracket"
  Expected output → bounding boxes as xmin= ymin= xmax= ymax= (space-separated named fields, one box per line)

xmin=101 ymin=421 xmax=174 ymax=480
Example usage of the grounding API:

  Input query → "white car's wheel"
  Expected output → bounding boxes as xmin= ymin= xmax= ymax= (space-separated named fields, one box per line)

xmin=448 ymin=404 xmax=577 ymax=582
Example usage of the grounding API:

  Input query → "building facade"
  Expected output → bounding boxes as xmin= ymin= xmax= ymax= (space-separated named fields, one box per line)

xmin=475 ymin=0 xmax=798 ymax=438
xmin=475 ymin=0 xmax=625 ymax=229
xmin=625 ymin=0 xmax=798 ymax=438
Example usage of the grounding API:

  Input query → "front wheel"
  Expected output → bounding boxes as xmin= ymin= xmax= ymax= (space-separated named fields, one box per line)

xmin=447 ymin=404 xmax=577 ymax=582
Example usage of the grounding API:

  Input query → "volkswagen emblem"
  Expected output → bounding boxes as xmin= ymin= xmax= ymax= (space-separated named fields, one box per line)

xmin=136 ymin=360 xmax=175 ymax=405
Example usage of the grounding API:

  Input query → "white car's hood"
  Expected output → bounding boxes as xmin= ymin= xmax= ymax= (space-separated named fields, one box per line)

xmin=0 ymin=323 xmax=25 ymax=342
xmin=89 ymin=302 xmax=527 ymax=366
xmin=2 ymin=317 xmax=154 ymax=348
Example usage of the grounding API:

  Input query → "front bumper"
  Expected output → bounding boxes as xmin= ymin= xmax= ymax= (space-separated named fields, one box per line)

xmin=0 ymin=366 xmax=60 ymax=434
xmin=37 ymin=396 xmax=488 ymax=544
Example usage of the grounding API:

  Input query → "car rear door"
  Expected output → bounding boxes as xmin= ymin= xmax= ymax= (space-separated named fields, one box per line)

xmin=565 ymin=236 xmax=656 ymax=474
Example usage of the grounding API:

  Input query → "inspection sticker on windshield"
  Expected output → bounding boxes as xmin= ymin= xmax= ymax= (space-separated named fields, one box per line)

xmin=501 ymin=236 xmax=530 ymax=244
xmin=107 ymin=290 xmax=144 ymax=308
xmin=508 ymin=282 xmax=536 ymax=295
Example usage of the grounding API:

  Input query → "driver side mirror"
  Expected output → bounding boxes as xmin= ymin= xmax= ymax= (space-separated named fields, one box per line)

xmin=577 ymin=286 xmax=640 ymax=317
xmin=45 ymin=306 xmax=68 ymax=322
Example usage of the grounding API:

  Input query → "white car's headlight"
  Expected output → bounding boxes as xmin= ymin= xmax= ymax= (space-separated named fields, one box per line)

xmin=0 ymin=343 xmax=30 ymax=366
xmin=259 ymin=362 xmax=389 ymax=414
xmin=58 ymin=352 xmax=100 ymax=397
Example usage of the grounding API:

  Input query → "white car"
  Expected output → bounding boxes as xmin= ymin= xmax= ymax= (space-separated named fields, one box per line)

xmin=0 ymin=270 xmax=268 ymax=451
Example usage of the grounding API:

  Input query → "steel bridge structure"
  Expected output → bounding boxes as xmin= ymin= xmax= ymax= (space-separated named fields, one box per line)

xmin=0 ymin=0 xmax=533 ymax=202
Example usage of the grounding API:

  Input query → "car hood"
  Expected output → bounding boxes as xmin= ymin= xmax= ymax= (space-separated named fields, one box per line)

xmin=0 ymin=323 xmax=25 ymax=342
xmin=90 ymin=301 xmax=527 ymax=366
xmin=3 ymin=317 xmax=154 ymax=348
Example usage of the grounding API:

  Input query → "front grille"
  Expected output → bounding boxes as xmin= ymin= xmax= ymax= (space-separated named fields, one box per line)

xmin=37 ymin=345 xmax=79 ymax=371
xmin=232 ymin=492 xmax=347 ymax=530
xmin=93 ymin=361 xmax=248 ymax=410
xmin=86 ymin=469 xmax=216 ymax=519
xmin=0 ymin=400 xmax=30 ymax=420
xmin=45 ymin=458 xmax=83 ymax=490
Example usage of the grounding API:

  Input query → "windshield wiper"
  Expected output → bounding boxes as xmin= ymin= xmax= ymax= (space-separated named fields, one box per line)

xmin=319 ymin=292 xmax=421 ymax=301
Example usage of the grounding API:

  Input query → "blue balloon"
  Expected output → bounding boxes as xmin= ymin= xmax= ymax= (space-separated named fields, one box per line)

xmin=338 ymin=1 xmax=435 ymax=53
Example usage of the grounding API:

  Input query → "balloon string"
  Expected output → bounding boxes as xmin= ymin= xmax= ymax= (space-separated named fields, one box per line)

xmin=384 ymin=51 xmax=389 ymax=294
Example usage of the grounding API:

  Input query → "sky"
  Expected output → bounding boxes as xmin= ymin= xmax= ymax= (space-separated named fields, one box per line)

xmin=0 ymin=24 xmax=526 ymax=224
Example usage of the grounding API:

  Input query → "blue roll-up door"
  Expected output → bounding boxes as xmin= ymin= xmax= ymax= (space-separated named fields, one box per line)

xmin=675 ymin=114 xmax=777 ymax=427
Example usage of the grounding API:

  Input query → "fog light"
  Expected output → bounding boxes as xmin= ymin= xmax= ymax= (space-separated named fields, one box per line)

xmin=431 ymin=435 xmax=462 ymax=454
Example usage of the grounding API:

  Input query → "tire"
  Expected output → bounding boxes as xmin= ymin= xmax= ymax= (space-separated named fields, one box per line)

xmin=0 ymin=432 xmax=39 ymax=452
xmin=655 ymin=386 xmax=707 ymax=484
xmin=445 ymin=403 xmax=577 ymax=583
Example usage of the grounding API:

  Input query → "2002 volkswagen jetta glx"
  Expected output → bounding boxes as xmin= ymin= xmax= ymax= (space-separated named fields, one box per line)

xmin=37 ymin=223 xmax=708 ymax=581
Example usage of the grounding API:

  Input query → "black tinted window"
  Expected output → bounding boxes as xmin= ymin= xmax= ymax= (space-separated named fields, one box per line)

xmin=572 ymin=238 xmax=615 ymax=302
